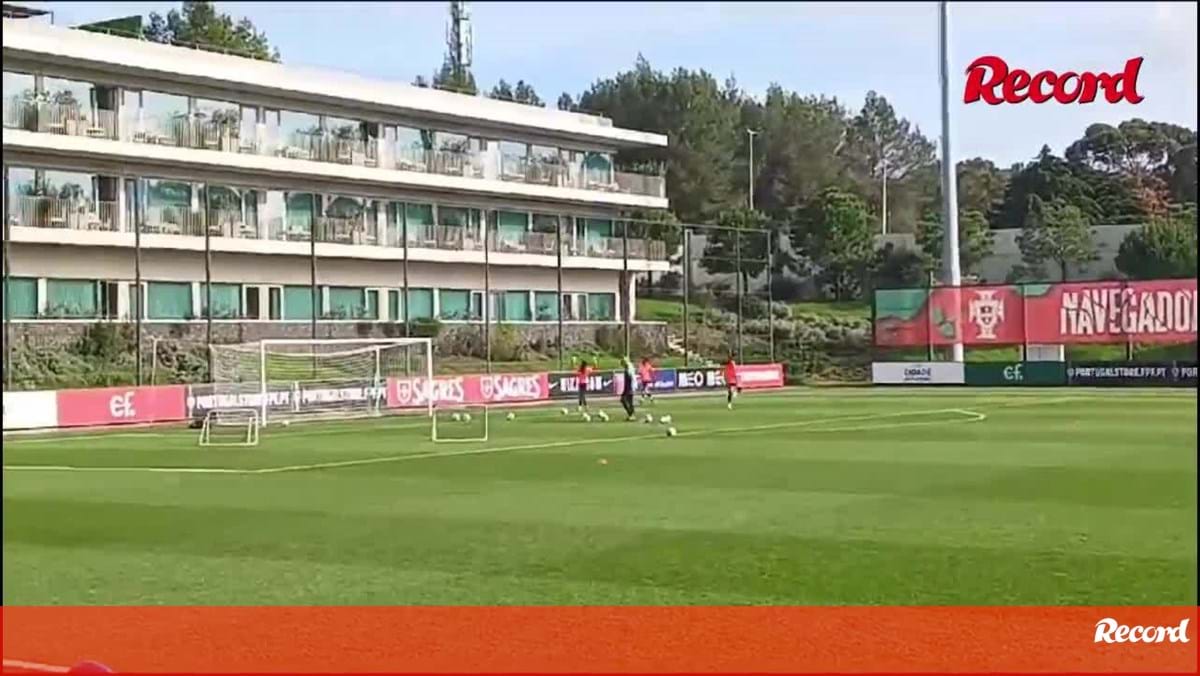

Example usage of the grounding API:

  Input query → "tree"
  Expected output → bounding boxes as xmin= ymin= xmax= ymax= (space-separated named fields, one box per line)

xmin=789 ymin=188 xmax=875 ymax=300
xmin=144 ymin=1 xmax=279 ymax=62
xmin=556 ymin=92 xmax=576 ymax=111
xmin=916 ymin=208 xmax=995 ymax=275
xmin=1065 ymin=119 xmax=1197 ymax=216
xmin=1115 ymin=217 xmax=1198 ymax=280
xmin=490 ymin=79 xmax=544 ymax=107
xmin=842 ymin=91 xmax=937 ymax=233
xmin=993 ymin=146 xmax=1107 ymax=228
xmin=1017 ymin=197 xmax=1098 ymax=281
xmin=700 ymin=208 xmax=771 ymax=296
xmin=868 ymin=243 xmax=927 ymax=291
xmin=432 ymin=56 xmax=477 ymax=95
xmin=955 ymin=158 xmax=1009 ymax=216
xmin=753 ymin=87 xmax=851 ymax=220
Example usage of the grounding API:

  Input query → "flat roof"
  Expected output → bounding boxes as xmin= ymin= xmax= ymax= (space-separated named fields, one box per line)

xmin=2 ymin=19 xmax=669 ymax=150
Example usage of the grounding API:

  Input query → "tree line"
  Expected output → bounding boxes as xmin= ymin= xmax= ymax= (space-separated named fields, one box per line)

xmin=131 ymin=3 xmax=1200 ymax=300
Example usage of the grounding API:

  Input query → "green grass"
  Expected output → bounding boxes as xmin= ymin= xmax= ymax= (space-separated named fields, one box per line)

xmin=790 ymin=300 xmax=871 ymax=320
xmin=3 ymin=388 xmax=1195 ymax=605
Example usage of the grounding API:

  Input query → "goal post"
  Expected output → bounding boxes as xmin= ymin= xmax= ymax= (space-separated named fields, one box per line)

xmin=198 ymin=408 xmax=260 ymax=447
xmin=209 ymin=338 xmax=434 ymax=428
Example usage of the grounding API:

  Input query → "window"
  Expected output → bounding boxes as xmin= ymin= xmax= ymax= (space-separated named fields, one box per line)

xmin=534 ymin=291 xmax=558 ymax=321
xmin=202 ymin=283 xmax=242 ymax=318
xmin=245 ymin=285 xmax=262 ymax=320
xmin=561 ymin=293 xmax=586 ymax=321
xmin=5 ymin=277 xmax=38 ymax=318
xmin=388 ymin=289 xmax=403 ymax=322
xmin=587 ymin=293 xmax=616 ymax=321
xmin=101 ymin=282 xmax=120 ymax=319
xmin=327 ymin=286 xmax=370 ymax=319
xmin=496 ymin=211 xmax=528 ymax=250
xmin=438 ymin=289 xmax=471 ymax=320
xmin=268 ymin=287 xmax=282 ymax=320
xmin=147 ymin=282 xmax=193 ymax=319
xmin=502 ymin=291 xmax=531 ymax=322
xmin=406 ymin=288 xmax=434 ymax=320
xmin=46 ymin=279 xmax=99 ymax=318
xmin=283 ymin=285 xmax=314 ymax=320
xmin=366 ymin=289 xmax=379 ymax=320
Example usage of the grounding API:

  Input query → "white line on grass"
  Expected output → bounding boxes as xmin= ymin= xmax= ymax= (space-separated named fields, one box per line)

xmin=2 ymin=407 xmax=987 ymax=476
xmin=1 ymin=659 xmax=70 ymax=673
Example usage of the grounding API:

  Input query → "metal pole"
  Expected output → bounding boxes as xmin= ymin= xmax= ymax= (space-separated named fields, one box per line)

xmin=483 ymin=210 xmax=491 ymax=374
xmin=881 ymin=155 xmax=888 ymax=235
xmin=2 ymin=165 xmax=11 ymax=390
xmin=682 ymin=228 xmax=690 ymax=368
xmin=735 ymin=228 xmax=743 ymax=363
xmin=134 ymin=178 xmax=143 ymax=385
xmin=767 ymin=229 xmax=775 ymax=364
xmin=402 ymin=203 xmax=410 ymax=337
xmin=939 ymin=0 xmax=964 ymax=362
xmin=556 ymin=215 xmax=564 ymax=371
xmin=747 ymin=129 xmax=758 ymax=211
xmin=622 ymin=218 xmax=630 ymax=358
xmin=204 ymin=185 xmax=212 ymax=380
xmin=310 ymin=195 xmax=317 ymax=377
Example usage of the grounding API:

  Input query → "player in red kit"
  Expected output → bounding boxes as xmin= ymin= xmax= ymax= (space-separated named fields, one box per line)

xmin=638 ymin=357 xmax=655 ymax=403
xmin=724 ymin=354 xmax=740 ymax=409
xmin=576 ymin=359 xmax=593 ymax=411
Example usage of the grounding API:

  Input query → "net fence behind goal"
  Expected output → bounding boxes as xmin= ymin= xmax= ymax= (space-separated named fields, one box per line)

xmin=209 ymin=339 xmax=432 ymax=425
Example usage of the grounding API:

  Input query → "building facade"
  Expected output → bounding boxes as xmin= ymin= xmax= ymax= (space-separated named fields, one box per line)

xmin=2 ymin=20 xmax=670 ymax=337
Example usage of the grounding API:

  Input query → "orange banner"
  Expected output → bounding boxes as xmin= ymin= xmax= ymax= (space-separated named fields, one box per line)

xmin=2 ymin=606 xmax=1197 ymax=674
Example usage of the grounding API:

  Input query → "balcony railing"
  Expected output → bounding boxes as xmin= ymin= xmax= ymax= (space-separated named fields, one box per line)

xmin=205 ymin=208 xmax=261 ymax=239
xmin=314 ymin=216 xmax=378 ymax=245
xmin=140 ymin=205 xmax=207 ymax=236
xmin=499 ymin=154 xmax=568 ymax=187
xmin=394 ymin=147 xmax=483 ymax=179
xmin=490 ymin=230 xmax=560 ymax=256
xmin=406 ymin=224 xmax=484 ymax=251
xmin=3 ymin=98 xmax=119 ymax=140
xmin=8 ymin=195 xmax=118 ymax=231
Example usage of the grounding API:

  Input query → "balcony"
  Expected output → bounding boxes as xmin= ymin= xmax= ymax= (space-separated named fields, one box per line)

xmin=7 ymin=195 xmax=118 ymax=231
xmin=490 ymin=230 xmax=560 ymax=256
xmin=571 ymin=235 xmax=668 ymax=261
xmin=406 ymin=224 xmax=484 ymax=252
xmin=393 ymin=146 xmax=484 ymax=179
xmin=3 ymin=97 xmax=119 ymax=140
xmin=314 ymin=216 xmax=379 ymax=245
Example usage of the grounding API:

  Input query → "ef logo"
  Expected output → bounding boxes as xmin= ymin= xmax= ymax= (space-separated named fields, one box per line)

xmin=964 ymin=56 xmax=1144 ymax=105
xmin=109 ymin=391 xmax=136 ymax=418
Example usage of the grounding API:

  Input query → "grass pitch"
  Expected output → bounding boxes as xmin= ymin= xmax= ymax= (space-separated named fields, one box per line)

xmin=3 ymin=388 xmax=1195 ymax=605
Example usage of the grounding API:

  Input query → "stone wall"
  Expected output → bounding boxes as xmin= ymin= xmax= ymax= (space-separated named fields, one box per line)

xmin=8 ymin=320 xmax=670 ymax=356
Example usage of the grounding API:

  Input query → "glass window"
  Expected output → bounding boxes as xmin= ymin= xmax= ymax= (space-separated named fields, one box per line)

xmin=202 ymin=283 xmax=242 ymax=318
xmin=496 ymin=210 xmax=528 ymax=249
xmin=587 ymin=293 xmax=615 ymax=321
xmin=531 ymin=214 xmax=560 ymax=233
xmin=147 ymin=281 xmax=193 ymax=319
xmin=534 ymin=291 xmax=558 ymax=321
xmin=46 ymin=279 xmax=99 ymax=318
xmin=503 ymin=291 xmax=531 ymax=321
xmin=388 ymin=289 xmax=403 ymax=321
xmin=5 ymin=277 xmax=38 ymax=318
xmin=438 ymin=289 xmax=471 ymax=320
xmin=406 ymin=288 xmax=434 ymax=320
xmin=327 ymin=286 xmax=371 ymax=319
xmin=405 ymin=203 xmax=434 ymax=227
xmin=283 ymin=285 xmax=314 ymax=320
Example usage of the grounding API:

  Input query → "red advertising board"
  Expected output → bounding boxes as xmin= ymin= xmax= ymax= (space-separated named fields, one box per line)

xmin=387 ymin=373 xmax=549 ymax=408
xmin=875 ymin=278 xmax=1198 ymax=347
xmin=55 ymin=385 xmax=188 ymax=428
xmin=736 ymin=363 xmax=785 ymax=389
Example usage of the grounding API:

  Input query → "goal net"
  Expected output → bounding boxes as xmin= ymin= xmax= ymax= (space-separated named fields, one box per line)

xmin=209 ymin=338 xmax=433 ymax=427
xmin=199 ymin=408 xmax=260 ymax=447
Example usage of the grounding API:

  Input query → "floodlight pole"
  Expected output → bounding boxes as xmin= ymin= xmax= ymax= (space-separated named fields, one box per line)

xmin=939 ymin=0 xmax=964 ymax=361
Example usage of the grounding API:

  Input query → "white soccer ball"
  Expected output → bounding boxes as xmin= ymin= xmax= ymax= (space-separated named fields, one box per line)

xmin=462 ymin=413 xmax=472 ymax=423
xmin=643 ymin=414 xmax=654 ymax=424
xmin=506 ymin=412 xmax=516 ymax=421
xmin=659 ymin=415 xmax=672 ymax=425
xmin=560 ymin=408 xmax=570 ymax=416
xmin=666 ymin=427 xmax=677 ymax=437
xmin=451 ymin=412 xmax=462 ymax=422
xmin=582 ymin=413 xmax=592 ymax=423
xmin=597 ymin=411 xmax=609 ymax=422
xmin=281 ymin=420 xmax=291 ymax=428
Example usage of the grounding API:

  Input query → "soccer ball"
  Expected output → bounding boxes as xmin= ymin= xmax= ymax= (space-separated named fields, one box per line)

xmin=643 ymin=414 xmax=654 ymax=424
xmin=597 ymin=411 xmax=609 ymax=422
xmin=281 ymin=420 xmax=290 ymax=428
xmin=560 ymin=408 xmax=569 ymax=416
xmin=582 ymin=413 xmax=592 ymax=423
xmin=451 ymin=412 xmax=462 ymax=422
xmin=462 ymin=413 xmax=472 ymax=423
xmin=666 ymin=427 xmax=677 ymax=437
xmin=659 ymin=415 xmax=672 ymax=425
xmin=506 ymin=412 xmax=516 ymax=421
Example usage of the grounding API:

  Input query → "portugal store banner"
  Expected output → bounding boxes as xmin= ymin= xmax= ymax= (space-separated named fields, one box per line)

xmin=1 ymin=606 xmax=1195 ymax=673
xmin=874 ymin=278 xmax=1198 ymax=347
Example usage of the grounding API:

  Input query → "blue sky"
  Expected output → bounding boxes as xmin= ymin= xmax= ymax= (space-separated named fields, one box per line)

xmin=25 ymin=1 xmax=1198 ymax=166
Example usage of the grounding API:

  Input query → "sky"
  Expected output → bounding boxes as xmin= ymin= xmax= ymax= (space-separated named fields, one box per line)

xmin=23 ymin=1 xmax=1199 ymax=167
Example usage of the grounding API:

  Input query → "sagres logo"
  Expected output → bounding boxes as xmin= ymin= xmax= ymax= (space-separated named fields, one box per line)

xmin=1094 ymin=617 xmax=1191 ymax=644
xmin=964 ymin=56 xmax=1145 ymax=105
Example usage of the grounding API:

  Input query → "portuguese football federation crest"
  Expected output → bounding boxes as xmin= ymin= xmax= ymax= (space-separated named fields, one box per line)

xmin=968 ymin=290 xmax=1004 ymax=340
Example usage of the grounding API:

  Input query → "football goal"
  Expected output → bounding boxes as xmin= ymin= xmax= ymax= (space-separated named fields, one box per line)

xmin=209 ymin=338 xmax=434 ymax=429
xmin=198 ymin=408 xmax=260 ymax=447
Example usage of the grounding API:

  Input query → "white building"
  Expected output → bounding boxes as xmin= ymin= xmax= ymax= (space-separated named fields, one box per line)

xmin=1 ymin=19 xmax=670 ymax=332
